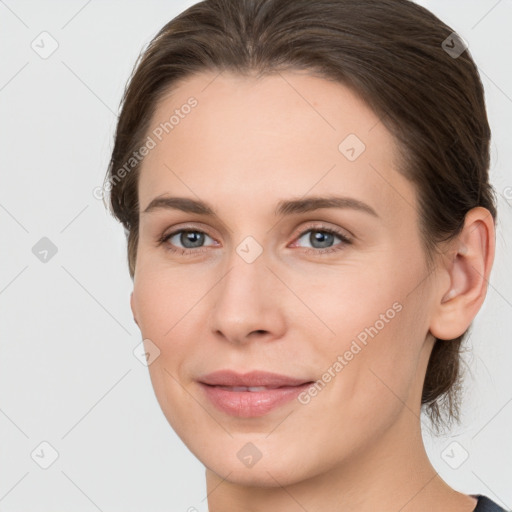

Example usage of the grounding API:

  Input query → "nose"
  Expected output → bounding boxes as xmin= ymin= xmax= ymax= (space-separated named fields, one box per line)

xmin=208 ymin=254 xmax=287 ymax=346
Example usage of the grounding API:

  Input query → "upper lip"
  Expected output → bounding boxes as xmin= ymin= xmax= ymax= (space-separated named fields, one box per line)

xmin=198 ymin=370 xmax=313 ymax=388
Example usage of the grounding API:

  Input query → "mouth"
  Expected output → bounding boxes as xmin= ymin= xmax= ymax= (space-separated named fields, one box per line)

xmin=202 ymin=384 xmax=313 ymax=392
xmin=198 ymin=369 xmax=314 ymax=388
xmin=198 ymin=382 xmax=315 ymax=418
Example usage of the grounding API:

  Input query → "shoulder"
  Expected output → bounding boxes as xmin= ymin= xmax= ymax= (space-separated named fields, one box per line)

xmin=472 ymin=494 xmax=510 ymax=512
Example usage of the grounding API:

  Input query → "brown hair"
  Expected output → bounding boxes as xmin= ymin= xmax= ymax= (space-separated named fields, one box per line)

xmin=104 ymin=0 xmax=497 ymax=431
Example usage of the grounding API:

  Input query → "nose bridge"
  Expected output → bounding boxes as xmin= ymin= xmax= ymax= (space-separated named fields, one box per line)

xmin=217 ymin=249 xmax=269 ymax=316
xmin=209 ymin=245 xmax=285 ymax=343
xmin=217 ymin=228 xmax=271 ymax=302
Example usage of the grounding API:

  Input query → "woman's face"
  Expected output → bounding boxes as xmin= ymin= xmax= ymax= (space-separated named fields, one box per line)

xmin=131 ymin=70 xmax=441 ymax=485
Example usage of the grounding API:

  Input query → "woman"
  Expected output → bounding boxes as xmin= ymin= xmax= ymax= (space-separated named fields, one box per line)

xmin=103 ymin=0 xmax=507 ymax=510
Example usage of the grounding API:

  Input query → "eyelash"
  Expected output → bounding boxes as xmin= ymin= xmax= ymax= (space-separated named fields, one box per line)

xmin=157 ymin=223 xmax=352 ymax=257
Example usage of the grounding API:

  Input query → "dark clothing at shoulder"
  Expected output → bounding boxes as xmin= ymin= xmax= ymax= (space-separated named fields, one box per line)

xmin=473 ymin=494 xmax=509 ymax=512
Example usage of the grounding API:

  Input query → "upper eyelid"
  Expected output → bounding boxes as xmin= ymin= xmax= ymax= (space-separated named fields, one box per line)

xmin=297 ymin=223 xmax=352 ymax=239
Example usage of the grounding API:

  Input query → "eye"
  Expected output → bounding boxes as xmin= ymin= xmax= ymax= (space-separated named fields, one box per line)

xmin=290 ymin=225 xmax=352 ymax=254
xmin=159 ymin=228 xmax=218 ymax=255
xmin=158 ymin=223 xmax=352 ymax=256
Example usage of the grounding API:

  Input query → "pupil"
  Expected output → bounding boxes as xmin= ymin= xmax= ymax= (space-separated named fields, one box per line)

xmin=182 ymin=231 xmax=204 ymax=248
xmin=311 ymin=231 xmax=333 ymax=249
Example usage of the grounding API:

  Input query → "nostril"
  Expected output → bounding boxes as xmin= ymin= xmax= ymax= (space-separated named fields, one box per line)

xmin=249 ymin=329 xmax=267 ymax=336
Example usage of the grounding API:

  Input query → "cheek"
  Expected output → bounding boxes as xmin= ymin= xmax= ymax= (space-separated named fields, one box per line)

xmin=131 ymin=273 xmax=190 ymax=409
xmin=132 ymin=268 xmax=202 ymax=428
xmin=132 ymin=261 xmax=215 ymax=408
xmin=132 ymin=257 xmax=207 ymax=338
xmin=311 ymin=250 xmax=430 ymax=401
xmin=303 ymin=258 xmax=408 ymax=345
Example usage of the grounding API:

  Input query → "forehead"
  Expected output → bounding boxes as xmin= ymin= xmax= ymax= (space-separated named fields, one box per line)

xmin=138 ymin=70 xmax=414 ymax=222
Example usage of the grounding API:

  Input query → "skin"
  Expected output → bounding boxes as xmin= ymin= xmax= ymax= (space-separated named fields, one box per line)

xmin=129 ymin=70 xmax=495 ymax=512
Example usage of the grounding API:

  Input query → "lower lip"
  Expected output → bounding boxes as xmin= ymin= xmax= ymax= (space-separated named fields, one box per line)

xmin=199 ymin=382 xmax=313 ymax=418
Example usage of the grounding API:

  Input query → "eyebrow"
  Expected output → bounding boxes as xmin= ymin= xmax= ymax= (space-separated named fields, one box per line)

xmin=142 ymin=195 xmax=379 ymax=218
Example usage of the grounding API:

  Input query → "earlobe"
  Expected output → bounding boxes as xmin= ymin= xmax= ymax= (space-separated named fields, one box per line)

xmin=429 ymin=207 xmax=495 ymax=341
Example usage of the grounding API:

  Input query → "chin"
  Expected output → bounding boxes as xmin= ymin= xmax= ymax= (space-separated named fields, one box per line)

xmin=197 ymin=436 xmax=324 ymax=488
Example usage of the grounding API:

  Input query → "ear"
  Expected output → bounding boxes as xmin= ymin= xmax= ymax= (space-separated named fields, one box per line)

xmin=130 ymin=291 xmax=139 ymax=327
xmin=429 ymin=206 xmax=495 ymax=341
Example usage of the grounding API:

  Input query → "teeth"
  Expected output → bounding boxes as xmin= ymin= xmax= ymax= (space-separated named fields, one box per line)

xmin=218 ymin=385 xmax=270 ymax=392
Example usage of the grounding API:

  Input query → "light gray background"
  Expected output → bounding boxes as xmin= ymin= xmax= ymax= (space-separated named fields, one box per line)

xmin=1 ymin=1 xmax=511 ymax=511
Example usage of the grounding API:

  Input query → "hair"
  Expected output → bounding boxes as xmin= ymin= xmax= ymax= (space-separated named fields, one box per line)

xmin=104 ymin=0 xmax=497 ymax=432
